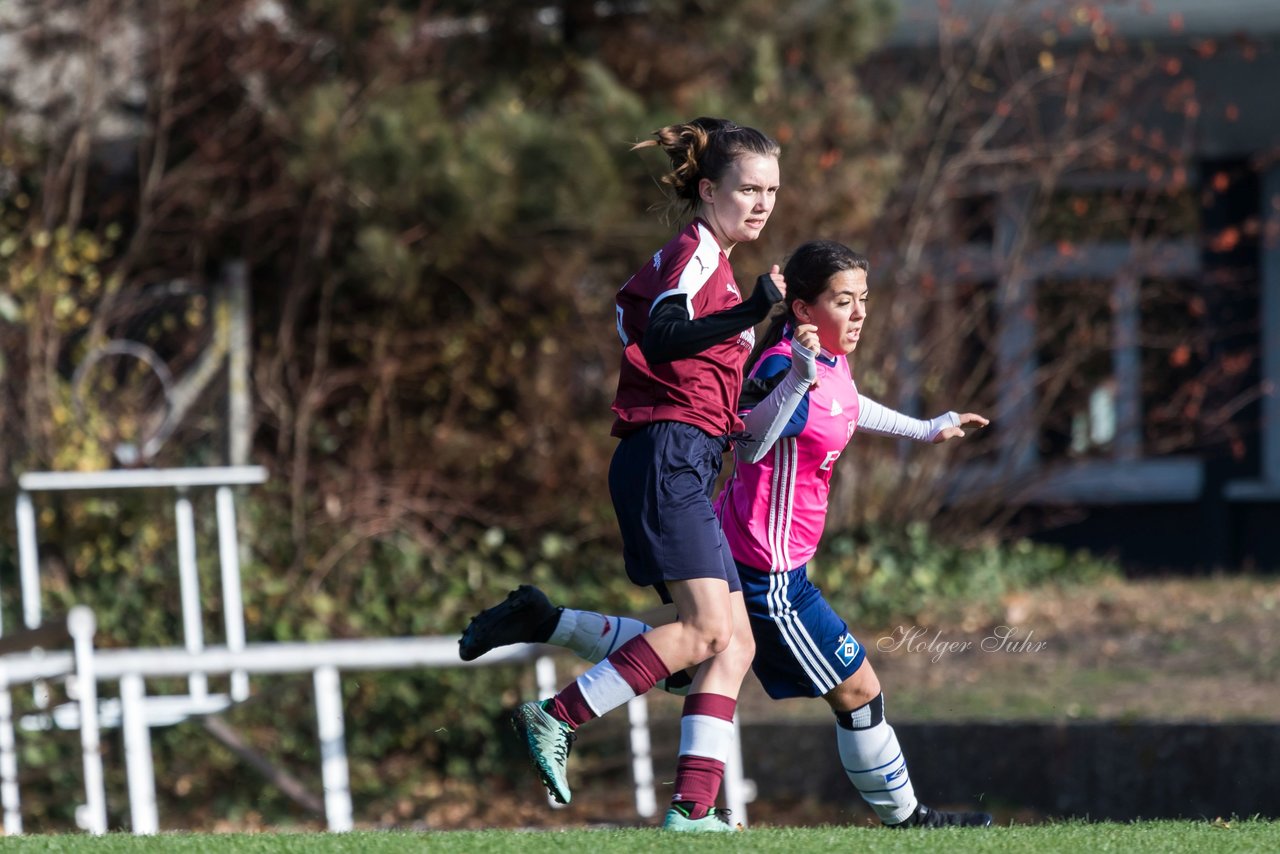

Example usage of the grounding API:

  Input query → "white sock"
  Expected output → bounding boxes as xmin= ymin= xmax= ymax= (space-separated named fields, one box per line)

xmin=548 ymin=609 xmax=652 ymax=663
xmin=835 ymin=693 xmax=917 ymax=825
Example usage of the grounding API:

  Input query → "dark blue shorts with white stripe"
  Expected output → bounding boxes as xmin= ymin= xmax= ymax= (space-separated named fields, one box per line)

xmin=739 ymin=562 xmax=867 ymax=699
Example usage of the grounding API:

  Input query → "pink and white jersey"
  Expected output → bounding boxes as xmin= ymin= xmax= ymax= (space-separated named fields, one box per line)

xmin=716 ymin=337 xmax=860 ymax=572
xmin=611 ymin=218 xmax=754 ymax=438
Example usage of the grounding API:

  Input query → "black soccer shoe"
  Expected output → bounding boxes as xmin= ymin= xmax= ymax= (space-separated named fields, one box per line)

xmin=890 ymin=804 xmax=993 ymax=829
xmin=458 ymin=585 xmax=559 ymax=661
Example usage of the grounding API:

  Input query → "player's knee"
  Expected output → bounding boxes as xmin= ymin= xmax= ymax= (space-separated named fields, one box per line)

xmin=854 ymin=666 xmax=881 ymax=701
xmin=829 ymin=666 xmax=880 ymax=712
xmin=701 ymin=621 xmax=735 ymax=658
xmin=723 ymin=628 xmax=755 ymax=675
xmin=726 ymin=616 xmax=755 ymax=658
xmin=683 ymin=613 xmax=734 ymax=659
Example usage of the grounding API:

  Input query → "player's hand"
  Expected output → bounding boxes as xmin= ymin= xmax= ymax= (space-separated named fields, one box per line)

xmin=793 ymin=322 xmax=819 ymax=354
xmin=763 ymin=263 xmax=786 ymax=301
xmin=931 ymin=412 xmax=990 ymax=443
xmin=790 ymin=322 xmax=820 ymax=386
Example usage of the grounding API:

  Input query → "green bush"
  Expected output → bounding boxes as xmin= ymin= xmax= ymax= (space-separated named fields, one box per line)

xmin=818 ymin=522 xmax=1118 ymax=625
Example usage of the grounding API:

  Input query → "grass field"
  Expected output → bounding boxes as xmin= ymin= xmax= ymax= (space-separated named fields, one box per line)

xmin=1 ymin=821 xmax=1276 ymax=853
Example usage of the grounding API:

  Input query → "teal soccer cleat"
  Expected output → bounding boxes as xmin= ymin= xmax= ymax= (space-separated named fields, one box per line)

xmin=511 ymin=700 xmax=575 ymax=804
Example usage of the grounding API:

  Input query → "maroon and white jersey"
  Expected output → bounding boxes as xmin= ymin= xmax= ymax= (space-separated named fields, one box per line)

xmin=611 ymin=218 xmax=754 ymax=438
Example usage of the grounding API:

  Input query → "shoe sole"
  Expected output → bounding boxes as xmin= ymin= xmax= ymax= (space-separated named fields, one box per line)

xmin=662 ymin=810 xmax=740 ymax=832
xmin=899 ymin=811 xmax=994 ymax=829
xmin=662 ymin=822 xmax=741 ymax=832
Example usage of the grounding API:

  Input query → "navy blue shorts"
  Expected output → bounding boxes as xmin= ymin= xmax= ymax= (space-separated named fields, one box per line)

xmin=739 ymin=562 xmax=866 ymax=699
xmin=608 ymin=421 xmax=740 ymax=604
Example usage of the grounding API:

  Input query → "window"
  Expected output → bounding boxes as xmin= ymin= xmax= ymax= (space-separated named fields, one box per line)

xmin=1035 ymin=278 xmax=1115 ymax=460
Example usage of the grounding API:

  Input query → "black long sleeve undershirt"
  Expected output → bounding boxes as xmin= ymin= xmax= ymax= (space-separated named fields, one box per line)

xmin=640 ymin=274 xmax=783 ymax=365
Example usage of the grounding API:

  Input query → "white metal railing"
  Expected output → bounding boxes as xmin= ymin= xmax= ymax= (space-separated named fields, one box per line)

xmin=7 ymin=469 xmax=750 ymax=833
xmin=14 ymin=467 xmax=266 ymax=702
xmin=0 ymin=607 xmax=746 ymax=835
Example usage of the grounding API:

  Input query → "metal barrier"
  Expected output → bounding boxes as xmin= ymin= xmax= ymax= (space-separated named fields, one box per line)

xmin=0 ymin=607 xmax=712 ymax=834
xmin=6 ymin=468 xmax=750 ymax=833
xmin=15 ymin=467 xmax=267 ymax=703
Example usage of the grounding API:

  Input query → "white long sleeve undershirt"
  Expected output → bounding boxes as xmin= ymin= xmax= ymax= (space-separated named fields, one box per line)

xmin=856 ymin=396 xmax=960 ymax=442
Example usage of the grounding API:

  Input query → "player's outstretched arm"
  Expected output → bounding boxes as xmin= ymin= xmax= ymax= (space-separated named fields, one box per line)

xmin=856 ymin=398 xmax=989 ymax=443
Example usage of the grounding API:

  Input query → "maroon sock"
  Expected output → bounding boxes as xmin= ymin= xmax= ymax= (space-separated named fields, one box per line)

xmin=607 ymin=634 xmax=671 ymax=692
xmin=670 ymin=693 xmax=736 ymax=817
xmin=671 ymin=756 xmax=725 ymax=818
xmin=546 ymin=683 xmax=592 ymax=729
xmin=546 ymin=635 xmax=671 ymax=729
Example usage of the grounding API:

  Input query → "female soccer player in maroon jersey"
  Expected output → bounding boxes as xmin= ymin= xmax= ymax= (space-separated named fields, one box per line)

xmin=491 ymin=117 xmax=787 ymax=831
xmin=464 ymin=241 xmax=993 ymax=829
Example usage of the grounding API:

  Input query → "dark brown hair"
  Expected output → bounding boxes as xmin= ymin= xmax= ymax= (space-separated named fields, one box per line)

xmin=633 ymin=117 xmax=780 ymax=216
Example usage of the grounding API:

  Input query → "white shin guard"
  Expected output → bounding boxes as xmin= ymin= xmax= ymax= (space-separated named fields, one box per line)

xmin=834 ymin=693 xmax=918 ymax=825
xmin=549 ymin=609 xmax=652 ymax=663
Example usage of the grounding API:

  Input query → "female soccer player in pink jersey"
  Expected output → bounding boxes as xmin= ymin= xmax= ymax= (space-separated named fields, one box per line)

xmin=720 ymin=239 xmax=990 ymax=828
xmin=493 ymin=117 xmax=786 ymax=831
xmin=463 ymin=241 xmax=993 ymax=829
